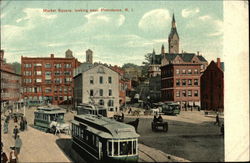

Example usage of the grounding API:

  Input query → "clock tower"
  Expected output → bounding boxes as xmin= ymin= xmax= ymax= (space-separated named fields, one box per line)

xmin=168 ymin=13 xmax=179 ymax=54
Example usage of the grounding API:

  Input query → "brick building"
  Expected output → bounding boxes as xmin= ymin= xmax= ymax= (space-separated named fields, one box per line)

xmin=21 ymin=52 xmax=80 ymax=105
xmin=161 ymin=53 xmax=207 ymax=110
xmin=0 ymin=50 xmax=21 ymax=108
xmin=200 ymin=58 xmax=224 ymax=112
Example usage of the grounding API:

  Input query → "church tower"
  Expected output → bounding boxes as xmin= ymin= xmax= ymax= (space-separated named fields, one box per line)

xmin=168 ymin=13 xmax=179 ymax=54
xmin=86 ymin=49 xmax=93 ymax=64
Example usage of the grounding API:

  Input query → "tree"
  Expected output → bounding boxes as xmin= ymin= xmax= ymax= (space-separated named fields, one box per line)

xmin=141 ymin=53 xmax=152 ymax=78
xmin=122 ymin=63 xmax=140 ymax=69
xmin=10 ymin=62 xmax=21 ymax=75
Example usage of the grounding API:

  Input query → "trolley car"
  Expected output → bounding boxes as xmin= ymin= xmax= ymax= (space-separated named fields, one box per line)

xmin=34 ymin=106 xmax=66 ymax=129
xmin=71 ymin=114 xmax=139 ymax=162
xmin=76 ymin=103 xmax=107 ymax=117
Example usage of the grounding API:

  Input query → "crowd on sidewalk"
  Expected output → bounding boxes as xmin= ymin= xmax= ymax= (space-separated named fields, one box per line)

xmin=1 ymin=109 xmax=27 ymax=163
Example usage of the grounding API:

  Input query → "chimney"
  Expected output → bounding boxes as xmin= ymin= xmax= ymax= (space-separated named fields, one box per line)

xmin=51 ymin=54 xmax=54 ymax=58
xmin=217 ymin=58 xmax=221 ymax=68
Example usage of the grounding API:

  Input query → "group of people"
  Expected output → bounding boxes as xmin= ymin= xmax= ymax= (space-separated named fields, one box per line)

xmin=153 ymin=114 xmax=163 ymax=123
xmin=1 ymin=110 xmax=25 ymax=163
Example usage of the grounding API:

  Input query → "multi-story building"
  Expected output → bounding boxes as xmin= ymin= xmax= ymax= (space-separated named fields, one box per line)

xmin=110 ymin=65 xmax=131 ymax=106
xmin=73 ymin=64 xmax=119 ymax=117
xmin=21 ymin=51 xmax=80 ymax=105
xmin=0 ymin=50 xmax=21 ymax=108
xmin=200 ymin=58 xmax=224 ymax=112
xmin=161 ymin=53 xmax=207 ymax=110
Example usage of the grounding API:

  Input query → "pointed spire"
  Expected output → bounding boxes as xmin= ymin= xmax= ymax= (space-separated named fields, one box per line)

xmin=152 ymin=48 xmax=155 ymax=54
xmin=161 ymin=44 xmax=165 ymax=54
xmin=172 ymin=13 xmax=176 ymax=28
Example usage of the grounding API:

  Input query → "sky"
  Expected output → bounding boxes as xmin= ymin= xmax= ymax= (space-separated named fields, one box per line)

xmin=1 ymin=0 xmax=223 ymax=66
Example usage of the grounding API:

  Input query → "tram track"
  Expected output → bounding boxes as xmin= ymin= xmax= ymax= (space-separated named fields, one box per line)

xmin=138 ymin=148 xmax=157 ymax=163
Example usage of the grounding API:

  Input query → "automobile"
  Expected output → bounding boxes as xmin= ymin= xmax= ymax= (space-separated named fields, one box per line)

xmin=151 ymin=120 xmax=168 ymax=132
xmin=162 ymin=103 xmax=181 ymax=115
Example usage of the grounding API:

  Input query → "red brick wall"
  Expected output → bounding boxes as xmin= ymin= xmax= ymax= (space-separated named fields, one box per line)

xmin=200 ymin=61 xmax=224 ymax=112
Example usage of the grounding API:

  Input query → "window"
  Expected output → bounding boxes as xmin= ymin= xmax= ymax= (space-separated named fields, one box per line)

xmin=99 ymin=76 xmax=103 ymax=84
xmin=45 ymin=87 xmax=51 ymax=93
xmin=35 ymin=71 xmax=42 ymax=75
xmin=176 ymin=79 xmax=180 ymax=86
xmin=24 ymin=71 xmax=32 ymax=76
xmin=34 ymin=63 xmax=42 ymax=67
xmin=108 ymin=100 xmax=114 ymax=107
xmin=59 ymin=87 xmax=62 ymax=93
xmin=114 ymin=142 xmax=118 ymax=156
xmin=64 ymin=63 xmax=71 ymax=68
xmin=65 ymin=78 xmax=71 ymax=83
xmin=182 ymin=79 xmax=186 ymax=86
xmin=188 ymin=69 xmax=192 ymax=74
xmin=99 ymin=99 xmax=104 ymax=106
xmin=182 ymin=69 xmax=186 ymax=74
xmin=194 ymin=69 xmax=198 ymax=74
xmin=45 ymin=80 xmax=52 ymax=84
xmin=45 ymin=63 xmax=51 ymax=68
xmin=108 ymin=89 xmax=112 ymax=96
xmin=201 ymin=65 xmax=205 ymax=70
xmin=188 ymin=79 xmax=192 ymax=86
xmin=64 ymin=71 xmax=71 ymax=76
xmin=55 ymin=71 xmax=61 ymax=76
xmin=59 ymin=96 xmax=63 ymax=101
xmin=108 ymin=141 xmax=112 ymax=156
xmin=35 ymin=78 xmax=42 ymax=83
xmin=54 ymin=96 xmax=58 ymax=101
xmin=194 ymin=79 xmax=198 ymax=85
xmin=176 ymin=69 xmax=180 ymax=75
xmin=194 ymin=90 xmax=198 ymax=97
xmin=24 ymin=64 xmax=32 ymax=68
xmin=90 ymin=90 xmax=93 ymax=96
xmin=99 ymin=89 xmax=103 ymax=96
xmin=188 ymin=90 xmax=192 ymax=97
xmin=55 ymin=78 xmax=62 ymax=84
xmin=54 ymin=87 xmax=57 ymax=93
xmin=182 ymin=90 xmax=186 ymax=97
xmin=108 ymin=76 xmax=112 ymax=84
xmin=90 ymin=76 xmax=94 ymax=84
xmin=64 ymin=88 xmax=67 ymax=93
xmin=45 ymin=71 xmax=51 ymax=75
xmin=133 ymin=140 xmax=137 ymax=154
xmin=54 ymin=64 xmax=61 ymax=68
xmin=176 ymin=91 xmax=180 ymax=97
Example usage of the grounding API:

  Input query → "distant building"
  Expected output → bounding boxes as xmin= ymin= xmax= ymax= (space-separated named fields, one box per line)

xmin=65 ymin=49 xmax=74 ymax=58
xmin=73 ymin=64 xmax=119 ymax=117
xmin=86 ymin=49 xmax=93 ymax=64
xmin=161 ymin=53 xmax=207 ymax=110
xmin=200 ymin=58 xmax=224 ymax=112
xmin=124 ymin=67 xmax=142 ymax=82
xmin=0 ymin=50 xmax=21 ymax=107
xmin=21 ymin=51 xmax=80 ymax=105
xmin=149 ymin=75 xmax=161 ymax=102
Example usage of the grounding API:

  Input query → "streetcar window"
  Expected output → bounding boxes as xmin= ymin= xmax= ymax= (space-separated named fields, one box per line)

xmin=133 ymin=140 xmax=136 ymax=154
xmin=114 ymin=142 xmax=118 ymax=156
xmin=95 ymin=136 xmax=99 ymax=148
xmin=108 ymin=141 xmax=112 ymax=156
xmin=128 ymin=141 xmax=132 ymax=155
xmin=120 ymin=141 xmax=132 ymax=155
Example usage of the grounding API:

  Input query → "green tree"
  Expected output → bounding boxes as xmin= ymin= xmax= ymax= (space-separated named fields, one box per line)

xmin=10 ymin=62 xmax=21 ymax=75
xmin=122 ymin=63 xmax=140 ymax=69
xmin=141 ymin=53 xmax=152 ymax=78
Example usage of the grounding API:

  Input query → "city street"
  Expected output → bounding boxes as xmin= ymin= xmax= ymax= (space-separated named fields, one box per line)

xmin=125 ymin=110 xmax=224 ymax=162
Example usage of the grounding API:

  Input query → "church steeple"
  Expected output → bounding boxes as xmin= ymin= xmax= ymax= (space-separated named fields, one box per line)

xmin=168 ymin=13 xmax=179 ymax=54
xmin=161 ymin=44 xmax=165 ymax=54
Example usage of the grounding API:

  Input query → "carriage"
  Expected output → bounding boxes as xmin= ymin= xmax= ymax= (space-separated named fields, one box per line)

xmin=71 ymin=114 xmax=139 ymax=162
xmin=151 ymin=120 xmax=168 ymax=132
xmin=34 ymin=106 xmax=70 ymax=134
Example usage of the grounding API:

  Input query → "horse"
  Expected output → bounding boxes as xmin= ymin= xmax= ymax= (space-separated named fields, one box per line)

xmin=49 ymin=121 xmax=71 ymax=135
xmin=126 ymin=118 xmax=139 ymax=132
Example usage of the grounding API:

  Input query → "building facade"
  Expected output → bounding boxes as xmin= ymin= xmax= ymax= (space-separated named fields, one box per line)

xmin=21 ymin=52 xmax=80 ymax=105
xmin=73 ymin=64 xmax=119 ymax=116
xmin=161 ymin=53 xmax=207 ymax=110
xmin=0 ymin=50 xmax=21 ymax=108
xmin=200 ymin=58 xmax=224 ymax=112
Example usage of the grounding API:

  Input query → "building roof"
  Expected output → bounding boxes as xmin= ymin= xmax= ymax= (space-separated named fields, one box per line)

xmin=73 ymin=114 xmax=139 ymax=139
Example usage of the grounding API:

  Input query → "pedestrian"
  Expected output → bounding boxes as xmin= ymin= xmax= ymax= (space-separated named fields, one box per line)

xmin=9 ymin=147 xmax=18 ymax=163
xmin=14 ymin=135 xmax=22 ymax=155
xmin=3 ymin=120 xmax=8 ymax=134
xmin=214 ymin=112 xmax=220 ymax=126
xmin=1 ymin=148 xmax=8 ymax=163
xmin=128 ymin=107 xmax=132 ymax=114
xmin=220 ymin=124 xmax=224 ymax=136
xmin=14 ymin=116 xmax=18 ymax=123
xmin=23 ymin=117 xmax=28 ymax=131
xmin=13 ymin=126 xmax=19 ymax=139
xmin=19 ymin=118 xmax=24 ymax=131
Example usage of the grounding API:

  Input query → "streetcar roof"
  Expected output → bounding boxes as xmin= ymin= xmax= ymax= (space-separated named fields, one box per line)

xmin=35 ymin=107 xmax=66 ymax=114
xmin=72 ymin=114 xmax=139 ymax=139
xmin=77 ymin=103 xmax=107 ymax=110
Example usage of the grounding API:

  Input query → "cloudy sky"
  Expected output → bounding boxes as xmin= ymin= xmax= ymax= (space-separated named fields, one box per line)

xmin=1 ymin=0 xmax=223 ymax=66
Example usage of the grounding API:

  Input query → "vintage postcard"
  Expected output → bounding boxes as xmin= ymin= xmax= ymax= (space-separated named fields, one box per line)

xmin=1 ymin=0 xmax=249 ymax=162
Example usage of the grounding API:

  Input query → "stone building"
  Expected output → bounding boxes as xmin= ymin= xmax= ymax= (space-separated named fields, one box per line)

xmin=21 ymin=51 xmax=80 ymax=105
xmin=200 ymin=58 xmax=224 ymax=112
xmin=0 ymin=50 xmax=21 ymax=108
xmin=73 ymin=64 xmax=119 ymax=117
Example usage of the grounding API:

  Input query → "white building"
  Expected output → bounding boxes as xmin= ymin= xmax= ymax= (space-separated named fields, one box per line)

xmin=73 ymin=64 xmax=119 ymax=117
